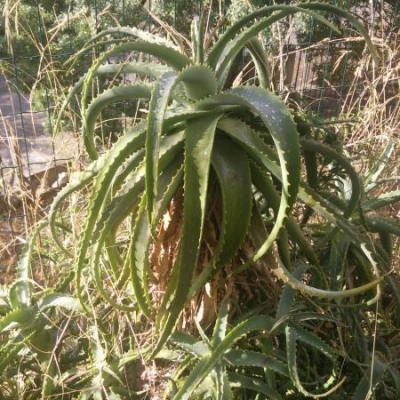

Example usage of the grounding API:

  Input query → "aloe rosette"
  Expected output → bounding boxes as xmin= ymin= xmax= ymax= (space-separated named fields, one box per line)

xmin=50 ymin=3 xmax=385 ymax=358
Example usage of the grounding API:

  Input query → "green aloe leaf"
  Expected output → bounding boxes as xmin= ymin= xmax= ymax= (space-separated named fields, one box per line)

xmin=0 ymin=307 xmax=38 ymax=332
xmin=366 ymin=217 xmax=400 ymax=255
xmin=38 ymin=294 xmax=81 ymax=312
xmin=225 ymin=349 xmax=289 ymax=376
xmin=129 ymin=196 xmax=153 ymax=316
xmin=90 ymin=135 xmax=184 ymax=312
xmin=84 ymin=26 xmax=185 ymax=54
xmin=227 ymin=372 xmax=283 ymax=399
xmin=209 ymin=3 xmax=377 ymax=90
xmin=146 ymin=66 xmax=218 ymax=223
xmin=302 ymin=188 xmax=381 ymax=283
xmin=363 ymin=189 xmax=400 ymax=212
xmin=71 ymin=36 xmax=190 ymax=73
xmin=117 ymin=157 xmax=183 ymax=292
xmin=11 ymin=221 xmax=50 ymax=309
xmin=249 ymin=161 xmax=320 ymax=267
xmin=0 ymin=337 xmax=29 ymax=372
xmin=146 ymin=71 xmax=179 ymax=222
xmin=171 ymin=315 xmax=275 ymax=400
xmin=92 ymin=62 xmax=172 ymax=79
xmin=210 ymin=87 xmax=301 ymax=205
xmin=327 ymin=236 xmax=351 ymax=291
xmin=171 ymin=331 xmax=211 ymax=358
xmin=75 ymin=127 xmax=149 ymax=310
xmin=154 ymin=114 xmax=220 ymax=355
xmin=83 ymin=85 xmax=152 ymax=159
xmin=218 ymin=117 xmax=381 ymax=301
xmin=286 ymin=325 xmax=344 ymax=398
xmin=201 ymin=87 xmax=301 ymax=262
xmin=211 ymin=300 xmax=229 ymax=348
xmin=364 ymin=139 xmax=394 ymax=191
xmin=49 ymin=122 xmax=147 ymax=255
xmin=190 ymin=17 xmax=205 ymax=64
xmin=244 ymin=36 xmax=271 ymax=88
xmin=55 ymin=62 xmax=169 ymax=134
xmin=300 ymin=138 xmax=362 ymax=219
xmin=211 ymin=6 xmax=340 ymax=88
xmin=211 ymin=136 xmax=252 ymax=266
xmin=276 ymin=264 xmax=308 ymax=320
xmin=179 ymin=65 xmax=217 ymax=101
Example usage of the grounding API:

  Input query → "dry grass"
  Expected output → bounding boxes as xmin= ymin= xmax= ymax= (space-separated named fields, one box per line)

xmin=0 ymin=115 xmax=82 ymax=285
xmin=344 ymin=32 xmax=400 ymax=214
xmin=343 ymin=34 xmax=400 ymax=150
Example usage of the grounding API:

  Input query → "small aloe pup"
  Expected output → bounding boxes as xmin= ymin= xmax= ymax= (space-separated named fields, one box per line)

xmin=50 ymin=2 xmax=382 ymax=359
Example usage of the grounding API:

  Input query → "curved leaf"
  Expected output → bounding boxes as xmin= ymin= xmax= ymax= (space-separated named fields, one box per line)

xmin=227 ymin=372 xmax=283 ymax=399
xmin=84 ymin=84 xmax=152 ymax=159
xmin=363 ymin=189 xmax=400 ymax=212
xmin=154 ymin=114 xmax=220 ymax=355
xmin=179 ymin=65 xmax=217 ymax=101
xmin=211 ymin=136 xmax=252 ymax=266
xmin=300 ymin=138 xmax=362 ymax=219
xmin=146 ymin=71 xmax=179 ymax=221
xmin=129 ymin=196 xmax=153 ymax=315
xmin=75 ymin=127 xmax=149 ymax=310
xmin=89 ymin=134 xmax=184 ymax=311
xmin=211 ymin=6 xmax=341 ymax=88
xmin=286 ymin=325 xmax=345 ymax=398
xmin=250 ymin=160 xmax=320 ymax=267
xmin=204 ymin=87 xmax=300 ymax=263
xmin=71 ymin=36 xmax=190 ymax=73
xmin=225 ymin=349 xmax=289 ymax=376
xmin=171 ymin=315 xmax=275 ymax=400
xmin=244 ymin=36 xmax=270 ymax=88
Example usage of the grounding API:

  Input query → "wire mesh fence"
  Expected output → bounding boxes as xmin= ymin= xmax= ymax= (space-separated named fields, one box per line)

xmin=0 ymin=0 xmax=399 ymax=277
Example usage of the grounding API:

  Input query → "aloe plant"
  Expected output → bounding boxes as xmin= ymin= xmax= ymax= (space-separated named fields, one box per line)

xmin=38 ymin=3 xmax=400 ymax=398
xmin=0 ymin=223 xmax=84 ymax=398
